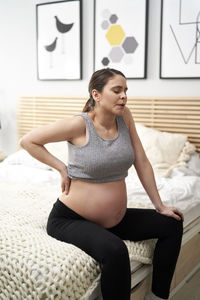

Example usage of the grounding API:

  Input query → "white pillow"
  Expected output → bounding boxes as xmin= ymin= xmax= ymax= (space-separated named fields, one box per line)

xmin=135 ymin=123 xmax=187 ymax=164
xmin=4 ymin=141 xmax=68 ymax=170
xmin=135 ymin=123 xmax=190 ymax=177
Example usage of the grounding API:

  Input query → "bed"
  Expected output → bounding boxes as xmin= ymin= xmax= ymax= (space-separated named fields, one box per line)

xmin=0 ymin=96 xmax=200 ymax=300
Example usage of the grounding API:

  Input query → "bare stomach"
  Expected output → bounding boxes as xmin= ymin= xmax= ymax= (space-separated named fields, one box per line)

xmin=59 ymin=179 xmax=127 ymax=228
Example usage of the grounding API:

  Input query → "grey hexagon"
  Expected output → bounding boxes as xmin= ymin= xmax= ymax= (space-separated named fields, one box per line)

xmin=101 ymin=57 xmax=110 ymax=66
xmin=122 ymin=36 xmax=138 ymax=53
xmin=109 ymin=14 xmax=118 ymax=24
xmin=101 ymin=9 xmax=111 ymax=19
xmin=101 ymin=20 xmax=109 ymax=30
xmin=109 ymin=47 xmax=124 ymax=63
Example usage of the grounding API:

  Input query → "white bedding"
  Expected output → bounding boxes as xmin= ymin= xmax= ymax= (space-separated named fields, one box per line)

xmin=126 ymin=167 xmax=200 ymax=227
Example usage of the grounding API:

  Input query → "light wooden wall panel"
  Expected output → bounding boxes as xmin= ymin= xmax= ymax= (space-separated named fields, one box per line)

xmin=17 ymin=96 xmax=200 ymax=153
xmin=127 ymin=98 xmax=200 ymax=153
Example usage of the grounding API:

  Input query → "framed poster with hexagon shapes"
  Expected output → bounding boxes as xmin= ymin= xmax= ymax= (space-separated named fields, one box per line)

xmin=36 ymin=0 xmax=82 ymax=80
xmin=94 ymin=0 xmax=148 ymax=79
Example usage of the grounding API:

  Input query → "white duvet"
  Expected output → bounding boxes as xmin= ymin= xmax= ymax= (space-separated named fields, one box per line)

xmin=126 ymin=168 xmax=200 ymax=217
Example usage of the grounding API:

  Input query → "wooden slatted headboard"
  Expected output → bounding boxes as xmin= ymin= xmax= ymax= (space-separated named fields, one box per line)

xmin=17 ymin=96 xmax=200 ymax=153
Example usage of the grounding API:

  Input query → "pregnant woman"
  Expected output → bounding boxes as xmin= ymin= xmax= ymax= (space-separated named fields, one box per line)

xmin=21 ymin=68 xmax=183 ymax=300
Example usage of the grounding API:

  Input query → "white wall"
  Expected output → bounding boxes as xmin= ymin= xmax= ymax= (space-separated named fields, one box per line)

xmin=0 ymin=0 xmax=199 ymax=155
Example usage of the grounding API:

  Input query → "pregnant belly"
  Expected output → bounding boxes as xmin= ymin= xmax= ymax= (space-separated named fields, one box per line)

xmin=59 ymin=179 xmax=127 ymax=228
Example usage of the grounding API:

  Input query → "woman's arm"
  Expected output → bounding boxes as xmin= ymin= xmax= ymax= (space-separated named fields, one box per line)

xmin=20 ymin=116 xmax=85 ymax=193
xmin=123 ymin=107 xmax=184 ymax=221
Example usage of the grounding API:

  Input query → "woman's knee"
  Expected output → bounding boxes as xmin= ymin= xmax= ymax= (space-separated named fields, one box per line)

xmin=166 ymin=216 xmax=183 ymax=238
xmin=103 ymin=238 xmax=130 ymax=264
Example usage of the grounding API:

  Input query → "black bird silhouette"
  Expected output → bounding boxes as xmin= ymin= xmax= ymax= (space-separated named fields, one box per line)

xmin=54 ymin=16 xmax=74 ymax=33
xmin=44 ymin=37 xmax=58 ymax=52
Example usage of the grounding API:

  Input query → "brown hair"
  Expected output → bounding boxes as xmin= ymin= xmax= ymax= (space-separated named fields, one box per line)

xmin=82 ymin=68 xmax=126 ymax=112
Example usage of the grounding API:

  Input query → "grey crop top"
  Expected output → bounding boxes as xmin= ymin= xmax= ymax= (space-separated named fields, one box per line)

xmin=67 ymin=113 xmax=135 ymax=182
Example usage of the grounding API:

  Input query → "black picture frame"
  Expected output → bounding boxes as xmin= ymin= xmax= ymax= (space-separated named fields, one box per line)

xmin=36 ymin=0 xmax=82 ymax=80
xmin=160 ymin=0 xmax=200 ymax=79
xmin=93 ymin=0 xmax=148 ymax=79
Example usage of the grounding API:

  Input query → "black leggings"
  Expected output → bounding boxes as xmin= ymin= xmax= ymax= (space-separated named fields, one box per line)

xmin=47 ymin=199 xmax=183 ymax=300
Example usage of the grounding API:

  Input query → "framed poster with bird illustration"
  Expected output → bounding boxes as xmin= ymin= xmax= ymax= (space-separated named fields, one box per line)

xmin=36 ymin=0 xmax=82 ymax=80
xmin=94 ymin=0 xmax=148 ymax=79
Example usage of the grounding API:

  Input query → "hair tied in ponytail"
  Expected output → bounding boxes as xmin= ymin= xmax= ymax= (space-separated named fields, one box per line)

xmin=90 ymin=95 xmax=95 ymax=106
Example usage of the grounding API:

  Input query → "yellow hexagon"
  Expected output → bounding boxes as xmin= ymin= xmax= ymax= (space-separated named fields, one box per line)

xmin=106 ymin=25 xmax=125 ymax=46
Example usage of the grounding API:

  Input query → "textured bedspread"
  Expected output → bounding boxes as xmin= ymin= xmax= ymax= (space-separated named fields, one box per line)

xmin=0 ymin=181 xmax=156 ymax=300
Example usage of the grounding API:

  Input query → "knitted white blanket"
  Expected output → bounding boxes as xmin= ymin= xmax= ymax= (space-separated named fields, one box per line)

xmin=0 ymin=181 xmax=155 ymax=300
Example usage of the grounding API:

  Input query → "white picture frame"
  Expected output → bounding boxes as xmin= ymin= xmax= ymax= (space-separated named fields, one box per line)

xmin=36 ymin=0 xmax=82 ymax=80
xmin=160 ymin=0 xmax=200 ymax=79
xmin=94 ymin=0 xmax=148 ymax=79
